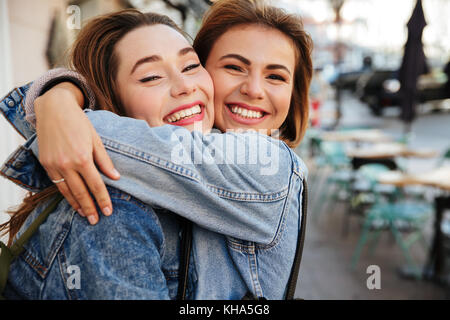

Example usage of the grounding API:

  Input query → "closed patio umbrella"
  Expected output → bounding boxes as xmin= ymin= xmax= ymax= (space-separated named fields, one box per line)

xmin=398 ymin=0 xmax=428 ymax=133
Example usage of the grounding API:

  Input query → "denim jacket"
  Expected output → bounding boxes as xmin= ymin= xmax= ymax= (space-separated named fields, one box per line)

xmin=0 ymin=85 xmax=307 ymax=299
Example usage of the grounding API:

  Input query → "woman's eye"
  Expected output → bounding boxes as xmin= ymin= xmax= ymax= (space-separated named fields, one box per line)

xmin=183 ymin=63 xmax=200 ymax=72
xmin=267 ymin=74 xmax=286 ymax=82
xmin=224 ymin=64 xmax=243 ymax=72
xmin=139 ymin=75 xmax=161 ymax=83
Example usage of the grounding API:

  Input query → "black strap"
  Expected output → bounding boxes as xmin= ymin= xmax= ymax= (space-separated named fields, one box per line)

xmin=285 ymin=179 xmax=308 ymax=300
xmin=176 ymin=180 xmax=308 ymax=301
xmin=176 ymin=217 xmax=192 ymax=300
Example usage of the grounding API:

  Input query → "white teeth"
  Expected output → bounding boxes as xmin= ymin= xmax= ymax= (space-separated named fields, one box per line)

xmin=228 ymin=105 xmax=263 ymax=119
xmin=167 ymin=104 xmax=202 ymax=123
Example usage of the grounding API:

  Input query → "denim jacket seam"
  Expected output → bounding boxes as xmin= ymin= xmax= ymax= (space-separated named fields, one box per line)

xmin=163 ymin=269 xmax=178 ymax=278
xmin=3 ymin=145 xmax=26 ymax=168
xmin=254 ymin=144 xmax=299 ymax=249
xmin=225 ymin=171 xmax=295 ymax=252
xmin=45 ymin=209 xmax=76 ymax=268
xmin=57 ymin=247 xmax=79 ymax=300
xmin=205 ymin=184 xmax=288 ymax=202
xmin=227 ymin=241 xmax=262 ymax=293
xmin=0 ymin=168 xmax=39 ymax=193
xmin=102 ymin=136 xmax=290 ymax=201
xmin=0 ymin=106 xmax=26 ymax=140
xmin=227 ymin=239 xmax=256 ymax=252
xmin=18 ymin=203 xmax=75 ymax=283
xmin=0 ymin=142 xmax=49 ymax=193
xmin=101 ymin=137 xmax=201 ymax=182
xmin=257 ymin=154 xmax=304 ymax=251
xmin=261 ymin=173 xmax=296 ymax=250
xmin=17 ymin=87 xmax=28 ymax=118
xmin=293 ymin=169 xmax=306 ymax=180
xmin=247 ymin=248 xmax=264 ymax=298
xmin=22 ymin=250 xmax=48 ymax=278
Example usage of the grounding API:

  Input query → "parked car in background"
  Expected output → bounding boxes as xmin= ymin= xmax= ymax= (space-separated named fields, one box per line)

xmin=330 ymin=56 xmax=374 ymax=93
xmin=356 ymin=66 xmax=450 ymax=116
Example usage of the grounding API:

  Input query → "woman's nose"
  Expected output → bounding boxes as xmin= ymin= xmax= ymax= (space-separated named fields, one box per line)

xmin=171 ymin=74 xmax=195 ymax=97
xmin=240 ymin=75 xmax=264 ymax=100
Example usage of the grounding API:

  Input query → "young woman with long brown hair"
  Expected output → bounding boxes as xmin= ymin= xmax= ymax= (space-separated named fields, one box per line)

xmin=1 ymin=0 xmax=312 ymax=299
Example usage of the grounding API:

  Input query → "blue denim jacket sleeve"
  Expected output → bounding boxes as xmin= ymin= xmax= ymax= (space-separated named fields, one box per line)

xmin=0 ymin=85 xmax=297 ymax=245
xmin=26 ymin=110 xmax=295 ymax=245
xmin=0 ymin=84 xmax=35 ymax=140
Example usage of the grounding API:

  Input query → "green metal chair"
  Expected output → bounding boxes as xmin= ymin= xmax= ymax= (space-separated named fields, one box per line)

xmin=311 ymin=140 xmax=353 ymax=221
xmin=437 ymin=147 xmax=450 ymax=166
xmin=350 ymin=164 xmax=433 ymax=275
xmin=350 ymin=164 xmax=399 ymax=208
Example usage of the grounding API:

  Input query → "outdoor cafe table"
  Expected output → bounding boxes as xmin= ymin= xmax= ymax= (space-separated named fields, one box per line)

xmin=346 ymin=142 xmax=438 ymax=160
xmin=377 ymin=167 xmax=450 ymax=191
xmin=320 ymin=129 xmax=392 ymax=144
xmin=345 ymin=142 xmax=438 ymax=171
xmin=378 ymin=166 xmax=450 ymax=282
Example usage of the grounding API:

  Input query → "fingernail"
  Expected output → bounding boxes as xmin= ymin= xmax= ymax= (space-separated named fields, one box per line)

xmin=112 ymin=169 xmax=120 ymax=178
xmin=88 ymin=215 xmax=97 ymax=225
xmin=103 ymin=206 xmax=112 ymax=216
xmin=78 ymin=209 xmax=85 ymax=217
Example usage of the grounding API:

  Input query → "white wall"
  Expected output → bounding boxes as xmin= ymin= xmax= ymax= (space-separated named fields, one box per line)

xmin=0 ymin=0 xmax=67 ymax=243
xmin=0 ymin=0 xmax=26 ymax=244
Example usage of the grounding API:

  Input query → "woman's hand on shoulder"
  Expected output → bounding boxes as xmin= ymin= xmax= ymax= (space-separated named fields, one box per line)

xmin=35 ymin=82 xmax=120 ymax=225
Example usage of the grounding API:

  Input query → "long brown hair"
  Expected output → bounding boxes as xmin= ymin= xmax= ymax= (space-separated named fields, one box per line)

xmin=0 ymin=9 xmax=186 ymax=245
xmin=194 ymin=0 xmax=313 ymax=148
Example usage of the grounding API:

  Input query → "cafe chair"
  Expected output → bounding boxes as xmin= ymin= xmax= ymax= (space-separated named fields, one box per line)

xmin=311 ymin=141 xmax=353 ymax=222
xmin=343 ymin=164 xmax=398 ymax=234
xmin=437 ymin=147 xmax=450 ymax=166
xmin=350 ymin=164 xmax=433 ymax=275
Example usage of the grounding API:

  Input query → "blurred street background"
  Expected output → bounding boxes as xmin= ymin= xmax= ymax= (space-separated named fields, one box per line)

xmin=295 ymin=91 xmax=449 ymax=299
xmin=1 ymin=0 xmax=449 ymax=299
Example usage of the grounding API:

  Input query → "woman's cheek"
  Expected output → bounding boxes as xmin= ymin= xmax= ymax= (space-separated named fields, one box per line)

xmin=275 ymin=86 xmax=293 ymax=112
xmin=130 ymin=91 xmax=159 ymax=119
xmin=210 ymin=70 xmax=229 ymax=98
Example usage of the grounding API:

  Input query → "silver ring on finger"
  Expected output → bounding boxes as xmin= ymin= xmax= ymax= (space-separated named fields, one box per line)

xmin=51 ymin=178 xmax=65 ymax=184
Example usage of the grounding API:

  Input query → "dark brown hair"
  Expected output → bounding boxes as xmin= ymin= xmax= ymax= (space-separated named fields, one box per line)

xmin=0 ymin=9 xmax=185 ymax=245
xmin=194 ymin=0 xmax=313 ymax=148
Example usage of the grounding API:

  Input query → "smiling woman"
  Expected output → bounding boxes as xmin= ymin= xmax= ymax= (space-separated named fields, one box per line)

xmin=114 ymin=24 xmax=214 ymax=132
xmin=194 ymin=0 xmax=313 ymax=147
xmin=204 ymin=24 xmax=295 ymax=134
xmin=67 ymin=13 xmax=214 ymax=134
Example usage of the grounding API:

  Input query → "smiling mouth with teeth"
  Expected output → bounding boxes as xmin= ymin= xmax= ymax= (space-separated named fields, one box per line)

xmin=227 ymin=105 xmax=265 ymax=119
xmin=166 ymin=105 xmax=202 ymax=123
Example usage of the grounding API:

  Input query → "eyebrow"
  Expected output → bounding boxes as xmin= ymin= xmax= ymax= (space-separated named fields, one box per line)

xmin=219 ymin=54 xmax=250 ymax=66
xmin=266 ymin=64 xmax=291 ymax=76
xmin=219 ymin=53 xmax=291 ymax=75
xmin=130 ymin=47 xmax=196 ymax=75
